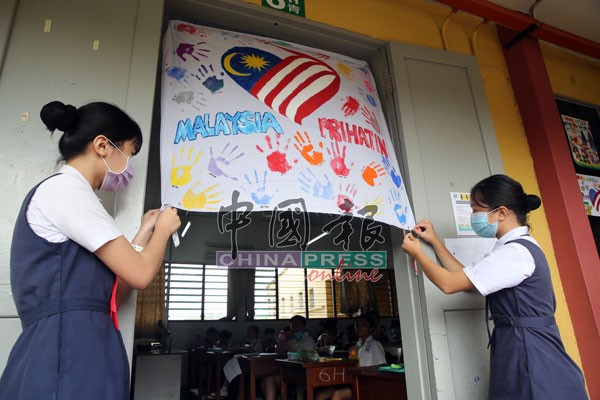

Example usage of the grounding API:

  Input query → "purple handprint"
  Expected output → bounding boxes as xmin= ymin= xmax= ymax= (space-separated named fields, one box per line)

xmin=176 ymin=42 xmax=210 ymax=62
xmin=208 ymin=144 xmax=244 ymax=181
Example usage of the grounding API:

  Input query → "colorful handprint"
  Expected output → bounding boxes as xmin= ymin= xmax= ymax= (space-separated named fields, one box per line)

xmin=364 ymin=196 xmax=384 ymax=216
xmin=388 ymin=189 xmax=408 ymax=224
xmin=256 ymin=134 xmax=292 ymax=174
xmin=337 ymin=183 xmax=358 ymax=212
xmin=382 ymin=156 xmax=402 ymax=188
xmin=361 ymin=106 xmax=381 ymax=135
xmin=242 ymin=170 xmax=278 ymax=206
xmin=182 ymin=181 xmax=223 ymax=210
xmin=176 ymin=42 xmax=210 ymax=62
xmin=197 ymin=64 xmax=224 ymax=93
xmin=327 ymin=141 xmax=354 ymax=177
xmin=341 ymin=96 xmax=360 ymax=117
xmin=337 ymin=62 xmax=354 ymax=81
xmin=361 ymin=162 xmax=385 ymax=186
xmin=298 ymin=169 xmax=334 ymax=200
xmin=170 ymin=146 xmax=202 ymax=187
xmin=208 ymin=144 xmax=244 ymax=180
xmin=294 ymin=131 xmax=323 ymax=166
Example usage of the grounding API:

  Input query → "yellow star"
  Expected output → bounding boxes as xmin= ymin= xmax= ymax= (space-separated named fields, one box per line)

xmin=241 ymin=54 xmax=269 ymax=71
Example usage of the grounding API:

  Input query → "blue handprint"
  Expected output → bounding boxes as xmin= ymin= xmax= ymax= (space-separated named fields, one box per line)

xmin=382 ymin=156 xmax=402 ymax=188
xmin=243 ymin=170 xmax=277 ymax=206
xmin=389 ymin=189 xmax=408 ymax=224
xmin=298 ymin=168 xmax=334 ymax=200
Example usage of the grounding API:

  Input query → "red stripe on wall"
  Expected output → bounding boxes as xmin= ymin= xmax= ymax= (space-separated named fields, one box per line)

xmin=497 ymin=25 xmax=600 ymax=397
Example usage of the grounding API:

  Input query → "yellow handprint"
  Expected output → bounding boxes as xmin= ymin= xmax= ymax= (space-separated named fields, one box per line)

xmin=337 ymin=62 xmax=354 ymax=81
xmin=364 ymin=196 xmax=384 ymax=217
xmin=171 ymin=146 xmax=203 ymax=187
xmin=182 ymin=181 xmax=223 ymax=210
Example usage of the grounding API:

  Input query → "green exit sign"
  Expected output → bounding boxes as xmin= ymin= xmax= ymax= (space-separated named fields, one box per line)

xmin=262 ymin=0 xmax=305 ymax=18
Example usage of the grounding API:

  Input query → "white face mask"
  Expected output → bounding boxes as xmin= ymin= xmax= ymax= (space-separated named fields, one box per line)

xmin=98 ymin=139 xmax=134 ymax=192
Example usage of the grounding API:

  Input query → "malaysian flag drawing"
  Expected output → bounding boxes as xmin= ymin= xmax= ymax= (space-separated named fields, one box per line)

xmin=222 ymin=46 xmax=340 ymax=124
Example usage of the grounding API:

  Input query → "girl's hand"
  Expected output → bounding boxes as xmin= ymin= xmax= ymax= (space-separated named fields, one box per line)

xmin=402 ymin=232 xmax=422 ymax=258
xmin=412 ymin=218 xmax=439 ymax=244
xmin=156 ymin=207 xmax=181 ymax=236
xmin=140 ymin=209 xmax=160 ymax=233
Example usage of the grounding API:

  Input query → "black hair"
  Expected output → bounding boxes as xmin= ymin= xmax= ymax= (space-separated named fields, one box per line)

xmin=470 ymin=174 xmax=541 ymax=227
xmin=40 ymin=101 xmax=142 ymax=161
xmin=206 ymin=327 xmax=218 ymax=335
xmin=355 ymin=314 xmax=376 ymax=328
xmin=290 ymin=315 xmax=307 ymax=326
xmin=248 ymin=325 xmax=260 ymax=336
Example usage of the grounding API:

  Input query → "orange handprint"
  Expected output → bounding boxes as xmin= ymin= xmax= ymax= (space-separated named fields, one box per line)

xmin=361 ymin=162 xmax=385 ymax=186
xmin=294 ymin=131 xmax=324 ymax=166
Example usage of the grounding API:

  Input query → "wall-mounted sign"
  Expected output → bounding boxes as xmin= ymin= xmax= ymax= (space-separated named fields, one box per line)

xmin=562 ymin=114 xmax=600 ymax=170
xmin=577 ymin=173 xmax=600 ymax=216
xmin=262 ymin=0 xmax=305 ymax=17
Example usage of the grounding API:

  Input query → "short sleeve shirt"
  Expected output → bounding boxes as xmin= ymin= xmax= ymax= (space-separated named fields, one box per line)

xmin=26 ymin=165 xmax=122 ymax=253
xmin=463 ymin=226 xmax=537 ymax=296
xmin=287 ymin=332 xmax=316 ymax=351
xmin=356 ymin=335 xmax=386 ymax=366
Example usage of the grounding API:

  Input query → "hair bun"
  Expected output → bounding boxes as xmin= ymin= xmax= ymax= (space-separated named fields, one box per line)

xmin=40 ymin=101 xmax=79 ymax=132
xmin=525 ymin=194 xmax=541 ymax=212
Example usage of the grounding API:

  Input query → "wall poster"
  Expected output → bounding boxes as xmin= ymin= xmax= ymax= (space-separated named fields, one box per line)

xmin=561 ymin=114 xmax=600 ymax=170
xmin=577 ymin=173 xmax=600 ymax=217
xmin=160 ymin=21 xmax=415 ymax=236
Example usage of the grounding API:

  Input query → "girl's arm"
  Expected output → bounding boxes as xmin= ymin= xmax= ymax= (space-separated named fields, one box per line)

xmin=403 ymin=233 xmax=474 ymax=294
xmin=96 ymin=207 xmax=180 ymax=290
xmin=413 ymin=219 xmax=464 ymax=272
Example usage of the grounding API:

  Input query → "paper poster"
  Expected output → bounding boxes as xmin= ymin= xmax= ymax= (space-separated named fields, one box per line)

xmin=160 ymin=21 xmax=415 ymax=230
xmin=577 ymin=173 xmax=600 ymax=216
xmin=450 ymin=192 xmax=475 ymax=235
xmin=561 ymin=115 xmax=600 ymax=170
xmin=444 ymin=238 xmax=496 ymax=267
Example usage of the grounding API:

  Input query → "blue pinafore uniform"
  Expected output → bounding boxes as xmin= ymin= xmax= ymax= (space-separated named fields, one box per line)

xmin=486 ymin=238 xmax=588 ymax=399
xmin=0 ymin=177 xmax=129 ymax=399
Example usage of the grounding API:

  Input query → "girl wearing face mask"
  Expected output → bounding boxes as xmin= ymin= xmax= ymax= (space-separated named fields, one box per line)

xmin=0 ymin=101 xmax=181 ymax=400
xmin=402 ymin=174 xmax=587 ymax=400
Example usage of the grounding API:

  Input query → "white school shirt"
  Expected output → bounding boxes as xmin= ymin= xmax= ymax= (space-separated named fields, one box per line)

xmin=26 ymin=165 xmax=122 ymax=253
xmin=463 ymin=226 xmax=537 ymax=297
xmin=356 ymin=335 xmax=386 ymax=366
xmin=287 ymin=332 xmax=316 ymax=351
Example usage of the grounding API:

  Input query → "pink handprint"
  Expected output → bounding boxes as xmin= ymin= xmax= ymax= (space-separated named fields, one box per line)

xmin=337 ymin=183 xmax=358 ymax=212
xmin=361 ymin=162 xmax=385 ymax=186
xmin=341 ymin=96 xmax=360 ymax=117
xmin=327 ymin=142 xmax=354 ymax=177
xmin=361 ymin=106 xmax=381 ymax=135
xmin=257 ymin=134 xmax=292 ymax=174
xmin=176 ymin=42 xmax=210 ymax=62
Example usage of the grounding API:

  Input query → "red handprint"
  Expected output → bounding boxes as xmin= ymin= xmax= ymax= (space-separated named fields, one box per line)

xmin=337 ymin=183 xmax=358 ymax=212
xmin=294 ymin=131 xmax=323 ymax=166
xmin=327 ymin=142 xmax=354 ymax=177
xmin=257 ymin=134 xmax=292 ymax=174
xmin=361 ymin=162 xmax=386 ymax=186
xmin=361 ymin=106 xmax=381 ymax=135
xmin=341 ymin=96 xmax=360 ymax=117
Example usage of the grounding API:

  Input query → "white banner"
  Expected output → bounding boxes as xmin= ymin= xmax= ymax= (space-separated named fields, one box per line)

xmin=160 ymin=21 xmax=415 ymax=230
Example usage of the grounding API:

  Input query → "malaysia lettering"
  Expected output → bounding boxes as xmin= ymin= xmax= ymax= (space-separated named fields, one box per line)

xmin=174 ymin=111 xmax=283 ymax=144
xmin=318 ymin=117 xmax=388 ymax=158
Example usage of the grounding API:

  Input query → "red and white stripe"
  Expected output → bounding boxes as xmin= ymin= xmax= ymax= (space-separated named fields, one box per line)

xmin=250 ymin=54 xmax=340 ymax=124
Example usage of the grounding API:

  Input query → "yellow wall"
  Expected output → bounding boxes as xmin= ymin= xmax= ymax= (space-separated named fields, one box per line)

xmin=241 ymin=0 xmax=588 ymax=373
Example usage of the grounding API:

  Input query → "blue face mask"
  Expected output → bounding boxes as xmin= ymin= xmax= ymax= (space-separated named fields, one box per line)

xmin=294 ymin=331 xmax=304 ymax=341
xmin=470 ymin=208 xmax=499 ymax=238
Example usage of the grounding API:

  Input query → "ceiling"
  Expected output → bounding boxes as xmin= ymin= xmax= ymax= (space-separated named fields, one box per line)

xmin=486 ymin=0 xmax=600 ymax=44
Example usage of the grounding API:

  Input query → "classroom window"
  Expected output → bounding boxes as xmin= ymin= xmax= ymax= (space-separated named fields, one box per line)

xmin=166 ymin=263 xmax=398 ymax=321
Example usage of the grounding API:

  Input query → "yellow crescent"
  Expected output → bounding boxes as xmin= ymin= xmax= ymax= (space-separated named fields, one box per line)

xmin=223 ymin=53 xmax=251 ymax=77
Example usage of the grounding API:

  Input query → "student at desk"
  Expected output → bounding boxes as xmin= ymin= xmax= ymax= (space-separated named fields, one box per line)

xmin=316 ymin=314 xmax=386 ymax=400
xmin=263 ymin=315 xmax=316 ymax=400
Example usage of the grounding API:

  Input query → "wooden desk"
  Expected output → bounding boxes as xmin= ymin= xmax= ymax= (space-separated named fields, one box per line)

xmin=277 ymin=359 xmax=358 ymax=400
xmin=348 ymin=366 xmax=407 ymax=400
xmin=205 ymin=351 xmax=235 ymax=400
xmin=238 ymin=354 xmax=283 ymax=400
